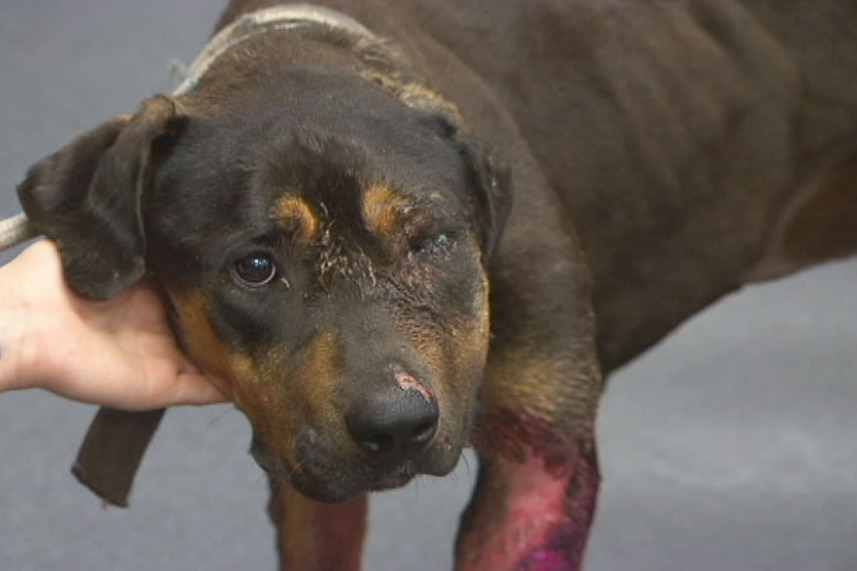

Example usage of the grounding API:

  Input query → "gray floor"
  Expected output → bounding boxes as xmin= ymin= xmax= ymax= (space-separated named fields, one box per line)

xmin=0 ymin=2 xmax=854 ymax=570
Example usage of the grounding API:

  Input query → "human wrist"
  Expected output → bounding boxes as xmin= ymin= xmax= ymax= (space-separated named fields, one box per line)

xmin=0 ymin=243 xmax=53 ymax=393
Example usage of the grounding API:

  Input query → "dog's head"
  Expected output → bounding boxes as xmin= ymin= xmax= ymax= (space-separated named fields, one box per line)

xmin=18 ymin=67 xmax=510 ymax=501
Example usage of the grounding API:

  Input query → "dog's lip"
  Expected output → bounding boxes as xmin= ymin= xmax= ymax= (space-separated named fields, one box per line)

xmin=249 ymin=444 xmax=275 ymax=475
xmin=251 ymin=440 xmax=428 ymax=494
xmin=369 ymin=461 xmax=419 ymax=490
xmin=251 ymin=455 xmax=418 ymax=500
xmin=249 ymin=437 xmax=287 ymax=478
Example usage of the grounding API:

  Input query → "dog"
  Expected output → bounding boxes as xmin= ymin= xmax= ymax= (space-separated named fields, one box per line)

xmin=14 ymin=1 xmax=857 ymax=569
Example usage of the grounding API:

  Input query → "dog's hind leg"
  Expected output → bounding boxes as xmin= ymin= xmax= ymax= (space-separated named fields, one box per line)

xmin=267 ymin=479 xmax=367 ymax=571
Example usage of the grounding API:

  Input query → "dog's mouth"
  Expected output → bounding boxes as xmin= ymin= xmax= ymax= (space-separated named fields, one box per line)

xmin=371 ymin=463 xmax=419 ymax=490
xmin=249 ymin=422 xmax=463 ymax=502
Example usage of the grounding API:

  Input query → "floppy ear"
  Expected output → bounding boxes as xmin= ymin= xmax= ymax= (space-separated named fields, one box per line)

xmin=427 ymin=115 xmax=511 ymax=263
xmin=458 ymin=134 xmax=512 ymax=263
xmin=17 ymin=96 xmax=186 ymax=300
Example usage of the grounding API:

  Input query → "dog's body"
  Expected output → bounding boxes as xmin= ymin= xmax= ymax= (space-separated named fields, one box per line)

xmin=16 ymin=1 xmax=857 ymax=570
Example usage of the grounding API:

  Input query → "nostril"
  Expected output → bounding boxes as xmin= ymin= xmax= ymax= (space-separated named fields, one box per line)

xmin=411 ymin=420 xmax=437 ymax=446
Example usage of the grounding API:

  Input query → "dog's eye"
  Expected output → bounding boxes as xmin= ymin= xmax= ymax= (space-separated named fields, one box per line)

xmin=232 ymin=253 xmax=277 ymax=287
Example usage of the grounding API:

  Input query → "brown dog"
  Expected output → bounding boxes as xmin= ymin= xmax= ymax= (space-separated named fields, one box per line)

xmin=15 ymin=1 xmax=857 ymax=570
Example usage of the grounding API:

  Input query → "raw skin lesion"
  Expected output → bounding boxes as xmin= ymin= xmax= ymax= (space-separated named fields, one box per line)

xmin=456 ymin=345 xmax=603 ymax=571
xmin=457 ymin=410 xmax=601 ymax=571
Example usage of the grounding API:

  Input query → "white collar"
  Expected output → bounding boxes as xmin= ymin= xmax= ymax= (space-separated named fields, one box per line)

xmin=173 ymin=3 xmax=376 ymax=94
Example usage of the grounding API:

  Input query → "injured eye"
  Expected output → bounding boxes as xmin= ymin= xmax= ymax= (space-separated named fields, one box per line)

xmin=411 ymin=232 xmax=457 ymax=257
xmin=232 ymin=253 xmax=278 ymax=287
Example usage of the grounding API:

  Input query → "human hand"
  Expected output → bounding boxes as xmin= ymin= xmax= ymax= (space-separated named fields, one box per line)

xmin=0 ymin=240 xmax=225 ymax=410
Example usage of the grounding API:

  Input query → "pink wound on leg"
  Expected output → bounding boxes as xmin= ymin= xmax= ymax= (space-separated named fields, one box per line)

xmin=458 ymin=411 xmax=600 ymax=571
xmin=516 ymin=448 xmax=600 ymax=571
xmin=493 ymin=453 xmax=597 ymax=571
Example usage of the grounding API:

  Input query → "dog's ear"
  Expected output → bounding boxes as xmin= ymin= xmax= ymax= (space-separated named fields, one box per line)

xmin=458 ymin=133 xmax=512 ymax=263
xmin=426 ymin=114 xmax=511 ymax=263
xmin=17 ymin=96 xmax=186 ymax=299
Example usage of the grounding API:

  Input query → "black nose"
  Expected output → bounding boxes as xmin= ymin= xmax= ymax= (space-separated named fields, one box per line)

xmin=346 ymin=383 xmax=439 ymax=458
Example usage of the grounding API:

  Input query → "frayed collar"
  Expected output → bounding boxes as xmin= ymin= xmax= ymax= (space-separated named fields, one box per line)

xmin=173 ymin=3 xmax=375 ymax=94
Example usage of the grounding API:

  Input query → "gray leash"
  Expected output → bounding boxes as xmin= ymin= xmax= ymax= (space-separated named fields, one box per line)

xmin=0 ymin=213 xmax=35 ymax=252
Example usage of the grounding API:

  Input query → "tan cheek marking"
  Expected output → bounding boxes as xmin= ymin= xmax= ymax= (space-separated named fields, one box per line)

xmin=172 ymin=291 xmax=242 ymax=400
xmin=252 ymin=329 xmax=342 ymax=472
xmin=171 ymin=291 xmax=303 ymax=467
xmin=272 ymin=195 xmax=319 ymax=245
xmin=294 ymin=329 xmax=342 ymax=424
xmin=171 ymin=290 xmax=268 ymax=418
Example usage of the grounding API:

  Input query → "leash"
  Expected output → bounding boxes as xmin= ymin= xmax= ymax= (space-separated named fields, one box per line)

xmin=0 ymin=3 xmax=374 ymax=255
xmin=0 ymin=213 xmax=35 ymax=251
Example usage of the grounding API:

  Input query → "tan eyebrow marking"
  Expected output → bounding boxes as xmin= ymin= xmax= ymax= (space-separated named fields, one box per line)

xmin=361 ymin=182 xmax=411 ymax=240
xmin=272 ymin=195 xmax=320 ymax=245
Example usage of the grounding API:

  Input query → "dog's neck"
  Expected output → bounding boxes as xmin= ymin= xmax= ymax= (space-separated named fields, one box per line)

xmin=174 ymin=4 xmax=376 ymax=95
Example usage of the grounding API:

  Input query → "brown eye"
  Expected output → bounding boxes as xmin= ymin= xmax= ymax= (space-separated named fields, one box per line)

xmin=232 ymin=253 xmax=277 ymax=287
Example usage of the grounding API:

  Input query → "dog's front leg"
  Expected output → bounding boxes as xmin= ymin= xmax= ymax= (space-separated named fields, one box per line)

xmin=268 ymin=479 xmax=367 ymax=571
xmin=456 ymin=414 xmax=600 ymax=571
xmin=455 ymin=240 xmax=604 ymax=570
xmin=455 ymin=362 xmax=602 ymax=571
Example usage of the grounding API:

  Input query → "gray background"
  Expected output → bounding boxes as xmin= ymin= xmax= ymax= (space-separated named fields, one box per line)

xmin=0 ymin=2 xmax=854 ymax=570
